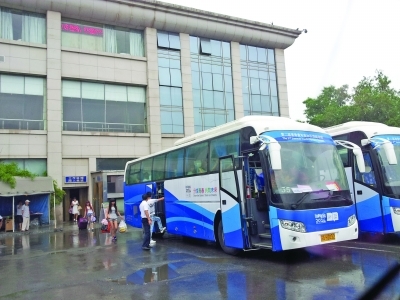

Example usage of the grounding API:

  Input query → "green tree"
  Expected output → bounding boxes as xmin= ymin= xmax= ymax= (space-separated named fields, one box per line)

xmin=303 ymin=71 xmax=400 ymax=127
xmin=0 ymin=162 xmax=65 ymax=220
xmin=0 ymin=162 xmax=35 ymax=188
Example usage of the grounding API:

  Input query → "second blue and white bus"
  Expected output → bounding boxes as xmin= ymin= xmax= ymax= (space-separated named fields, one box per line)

xmin=124 ymin=116 xmax=359 ymax=254
xmin=326 ymin=121 xmax=400 ymax=234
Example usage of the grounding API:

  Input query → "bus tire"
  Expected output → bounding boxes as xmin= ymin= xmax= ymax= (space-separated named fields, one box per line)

xmin=217 ymin=220 xmax=240 ymax=256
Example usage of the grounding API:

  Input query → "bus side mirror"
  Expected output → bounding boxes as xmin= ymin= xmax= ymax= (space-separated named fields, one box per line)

xmin=250 ymin=136 xmax=258 ymax=144
xmin=382 ymin=142 xmax=397 ymax=165
xmin=353 ymin=148 xmax=365 ymax=173
xmin=269 ymin=142 xmax=282 ymax=170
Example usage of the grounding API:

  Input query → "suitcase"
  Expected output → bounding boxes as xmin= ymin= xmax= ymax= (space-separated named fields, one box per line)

xmin=78 ymin=217 xmax=88 ymax=230
xmin=101 ymin=220 xmax=110 ymax=233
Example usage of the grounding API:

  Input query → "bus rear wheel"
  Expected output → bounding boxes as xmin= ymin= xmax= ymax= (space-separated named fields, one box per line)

xmin=217 ymin=221 xmax=240 ymax=256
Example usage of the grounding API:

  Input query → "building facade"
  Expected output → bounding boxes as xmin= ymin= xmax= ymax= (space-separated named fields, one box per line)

xmin=0 ymin=0 xmax=300 ymax=220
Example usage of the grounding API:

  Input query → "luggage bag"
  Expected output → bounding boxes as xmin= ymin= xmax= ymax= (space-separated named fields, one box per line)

xmin=78 ymin=217 xmax=88 ymax=230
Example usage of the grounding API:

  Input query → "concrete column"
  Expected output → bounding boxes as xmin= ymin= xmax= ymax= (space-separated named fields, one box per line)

xmin=88 ymin=157 xmax=96 ymax=207
xmin=231 ymin=42 xmax=244 ymax=119
xmin=145 ymin=27 xmax=161 ymax=154
xmin=46 ymin=11 xmax=63 ymax=221
xmin=180 ymin=33 xmax=194 ymax=137
xmin=275 ymin=49 xmax=289 ymax=118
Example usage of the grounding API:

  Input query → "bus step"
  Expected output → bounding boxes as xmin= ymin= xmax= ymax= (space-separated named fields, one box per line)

xmin=253 ymin=243 xmax=272 ymax=249
xmin=259 ymin=233 xmax=272 ymax=239
xmin=263 ymin=224 xmax=271 ymax=229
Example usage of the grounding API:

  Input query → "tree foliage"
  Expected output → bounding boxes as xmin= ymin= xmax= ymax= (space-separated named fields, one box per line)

xmin=0 ymin=162 xmax=36 ymax=188
xmin=303 ymin=71 xmax=400 ymax=127
xmin=0 ymin=162 xmax=65 ymax=214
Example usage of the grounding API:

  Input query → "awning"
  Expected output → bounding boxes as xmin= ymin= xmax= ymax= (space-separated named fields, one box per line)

xmin=0 ymin=177 xmax=54 ymax=197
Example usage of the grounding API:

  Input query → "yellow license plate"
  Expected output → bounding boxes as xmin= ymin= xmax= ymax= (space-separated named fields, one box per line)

xmin=321 ymin=233 xmax=336 ymax=242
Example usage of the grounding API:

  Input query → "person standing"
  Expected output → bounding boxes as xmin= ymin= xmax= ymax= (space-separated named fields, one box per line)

xmin=139 ymin=193 xmax=152 ymax=250
xmin=16 ymin=201 xmax=23 ymax=231
xmin=84 ymin=201 xmax=95 ymax=231
xmin=107 ymin=199 xmax=122 ymax=242
xmin=21 ymin=199 xmax=30 ymax=232
xmin=71 ymin=197 xmax=79 ymax=222
xmin=145 ymin=192 xmax=166 ymax=245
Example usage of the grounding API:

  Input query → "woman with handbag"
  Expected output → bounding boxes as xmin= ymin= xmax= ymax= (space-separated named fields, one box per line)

xmin=71 ymin=197 xmax=79 ymax=222
xmin=107 ymin=199 xmax=122 ymax=242
xmin=84 ymin=201 xmax=95 ymax=231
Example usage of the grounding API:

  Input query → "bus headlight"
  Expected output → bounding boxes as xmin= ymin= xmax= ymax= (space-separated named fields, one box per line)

xmin=347 ymin=214 xmax=356 ymax=227
xmin=280 ymin=220 xmax=306 ymax=233
xmin=393 ymin=207 xmax=400 ymax=215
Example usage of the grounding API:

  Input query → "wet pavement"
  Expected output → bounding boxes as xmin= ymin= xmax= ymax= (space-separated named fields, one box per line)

xmin=0 ymin=224 xmax=399 ymax=300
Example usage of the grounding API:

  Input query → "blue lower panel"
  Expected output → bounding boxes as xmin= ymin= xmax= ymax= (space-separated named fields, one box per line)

xmin=224 ymin=229 xmax=244 ymax=249
xmin=358 ymin=215 xmax=384 ymax=233
xmin=382 ymin=196 xmax=398 ymax=233
xmin=222 ymin=203 xmax=244 ymax=249
xmin=269 ymin=206 xmax=282 ymax=251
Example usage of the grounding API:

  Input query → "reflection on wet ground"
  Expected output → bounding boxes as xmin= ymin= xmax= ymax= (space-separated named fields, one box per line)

xmin=0 ymin=225 xmax=399 ymax=299
xmin=127 ymin=264 xmax=180 ymax=284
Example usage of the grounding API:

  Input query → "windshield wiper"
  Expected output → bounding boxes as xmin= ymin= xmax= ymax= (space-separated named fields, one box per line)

xmin=291 ymin=192 xmax=311 ymax=210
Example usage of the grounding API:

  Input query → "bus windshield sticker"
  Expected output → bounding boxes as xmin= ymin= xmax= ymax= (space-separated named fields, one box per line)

xmin=262 ymin=130 xmax=335 ymax=145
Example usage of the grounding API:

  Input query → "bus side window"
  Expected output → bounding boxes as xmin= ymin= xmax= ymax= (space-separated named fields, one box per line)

xmin=185 ymin=142 xmax=208 ymax=175
xmin=126 ymin=162 xmax=141 ymax=185
xmin=355 ymin=153 xmax=376 ymax=186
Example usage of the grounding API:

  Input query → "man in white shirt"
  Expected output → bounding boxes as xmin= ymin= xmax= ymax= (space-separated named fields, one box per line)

xmin=145 ymin=192 xmax=166 ymax=245
xmin=21 ymin=199 xmax=30 ymax=232
xmin=139 ymin=194 xmax=152 ymax=250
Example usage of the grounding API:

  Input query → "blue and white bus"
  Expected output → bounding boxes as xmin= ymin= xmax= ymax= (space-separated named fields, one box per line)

xmin=326 ymin=121 xmax=400 ymax=234
xmin=124 ymin=116 xmax=359 ymax=254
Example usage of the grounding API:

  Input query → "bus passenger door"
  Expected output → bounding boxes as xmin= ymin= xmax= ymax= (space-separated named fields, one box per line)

xmin=219 ymin=156 xmax=244 ymax=249
xmin=354 ymin=152 xmax=384 ymax=233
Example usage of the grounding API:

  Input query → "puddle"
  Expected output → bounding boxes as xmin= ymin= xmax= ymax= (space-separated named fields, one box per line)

xmin=126 ymin=264 xmax=180 ymax=284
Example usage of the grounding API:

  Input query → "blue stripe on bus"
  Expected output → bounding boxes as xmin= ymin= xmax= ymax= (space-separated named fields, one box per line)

xmin=166 ymin=217 xmax=214 ymax=230
xmin=166 ymin=201 xmax=215 ymax=224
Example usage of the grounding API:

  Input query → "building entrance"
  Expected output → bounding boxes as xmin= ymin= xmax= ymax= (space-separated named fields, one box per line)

xmin=63 ymin=187 xmax=88 ymax=221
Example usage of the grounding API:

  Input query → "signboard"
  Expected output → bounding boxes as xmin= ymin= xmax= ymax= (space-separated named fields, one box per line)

xmin=61 ymin=23 xmax=103 ymax=36
xmin=65 ymin=176 xmax=87 ymax=183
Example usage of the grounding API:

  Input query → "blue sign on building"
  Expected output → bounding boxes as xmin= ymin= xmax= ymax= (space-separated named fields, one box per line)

xmin=65 ymin=176 xmax=87 ymax=183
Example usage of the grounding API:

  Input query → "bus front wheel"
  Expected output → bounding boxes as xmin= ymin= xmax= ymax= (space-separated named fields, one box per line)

xmin=217 ymin=221 xmax=240 ymax=256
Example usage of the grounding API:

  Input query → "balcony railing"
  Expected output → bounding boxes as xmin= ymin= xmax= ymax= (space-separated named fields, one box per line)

xmin=63 ymin=121 xmax=147 ymax=133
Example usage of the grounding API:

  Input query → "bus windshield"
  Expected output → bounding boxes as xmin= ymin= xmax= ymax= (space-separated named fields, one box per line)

xmin=262 ymin=137 xmax=351 ymax=209
xmin=375 ymin=135 xmax=400 ymax=195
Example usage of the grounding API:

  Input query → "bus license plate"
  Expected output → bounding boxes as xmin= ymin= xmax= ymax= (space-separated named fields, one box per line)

xmin=321 ymin=233 xmax=335 ymax=242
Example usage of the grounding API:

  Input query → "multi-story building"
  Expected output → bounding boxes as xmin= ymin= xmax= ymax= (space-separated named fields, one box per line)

xmin=0 ymin=0 xmax=300 ymax=220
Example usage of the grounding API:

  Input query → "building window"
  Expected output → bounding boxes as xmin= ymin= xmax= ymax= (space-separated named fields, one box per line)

xmin=157 ymin=31 xmax=180 ymax=50
xmin=97 ymin=158 xmax=135 ymax=171
xmin=61 ymin=19 xmax=144 ymax=56
xmin=0 ymin=7 xmax=46 ymax=44
xmin=190 ymin=36 xmax=233 ymax=133
xmin=240 ymin=45 xmax=279 ymax=116
xmin=62 ymin=80 xmax=146 ymax=133
xmin=158 ymin=31 xmax=183 ymax=134
xmin=0 ymin=159 xmax=47 ymax=175
xmin=0 ymin=74 xmax=46 ymax=130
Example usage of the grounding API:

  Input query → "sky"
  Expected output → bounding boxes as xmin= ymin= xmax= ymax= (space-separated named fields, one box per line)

xmin=161 ymin=0 xmax=400 ymax=121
